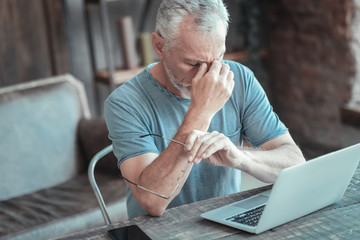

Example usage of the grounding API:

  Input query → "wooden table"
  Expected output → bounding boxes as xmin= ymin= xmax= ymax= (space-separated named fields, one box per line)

xmin=55 ymin=163 xmax=360 ymax=240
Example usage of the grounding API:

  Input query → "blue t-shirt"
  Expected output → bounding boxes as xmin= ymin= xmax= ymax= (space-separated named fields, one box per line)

xmin=104 ymin=60 xmax=287 ymax=218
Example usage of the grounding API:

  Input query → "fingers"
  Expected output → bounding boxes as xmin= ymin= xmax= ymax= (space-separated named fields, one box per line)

xmin=219 ymin=61 xmax=230 ymax=79
xmin=201 ymin=60 xmax=232 ymax=82
xmin=189 ymin=132 xmax=214 ymax=164
xmin=220 ymin=62 xmax=235 ymax=93
xmin=184 ymin=130 xmax=203 ymax=161
xmin=192 ymin=132 xmax=224 ymax=164
xmin=227 ymin=71 xmax=234 ymax=88
xmin=185 ymin=130 xmax=227 ymax=164
xmin=207 ymin=60 xmax=222 ymax=77
xmin=210 ymin=61 xmax=234 ymax=93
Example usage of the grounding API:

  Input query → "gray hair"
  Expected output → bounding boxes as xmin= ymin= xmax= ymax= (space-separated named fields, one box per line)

xmin=155 ymin=0 xmax=230 ymax=49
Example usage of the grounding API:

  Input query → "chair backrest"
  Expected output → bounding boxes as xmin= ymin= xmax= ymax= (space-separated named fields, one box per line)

xmin=88 ymin=144 xmax=114 ymax=225
xmin=0 ymin=74 xmax=90 ymax=200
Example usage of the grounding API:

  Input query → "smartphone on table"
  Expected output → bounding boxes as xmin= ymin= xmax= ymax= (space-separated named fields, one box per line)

xmin=107 ymin=224 xmax=152 ymax=240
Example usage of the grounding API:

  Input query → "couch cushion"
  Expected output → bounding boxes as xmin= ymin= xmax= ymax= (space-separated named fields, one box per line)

xmin=0 ymin=173 xmax=127 ymax=239
xmin=78 ymin=118 xmax=119 ymax=175
xmin=0 ymin=74 xmax=90 ymax=200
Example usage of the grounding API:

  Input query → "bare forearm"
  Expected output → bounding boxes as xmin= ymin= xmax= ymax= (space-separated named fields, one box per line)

xmin=134 ymin=109 xmax=212 ymax=215
xmin=236 ymin=143 xmax=305 ymax=183
xmin=136 ymin=144 xmax=191 ymax=215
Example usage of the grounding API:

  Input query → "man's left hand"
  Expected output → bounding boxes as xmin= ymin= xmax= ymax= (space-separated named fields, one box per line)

xmin=185 ymin=130 xmax=240 ymax=167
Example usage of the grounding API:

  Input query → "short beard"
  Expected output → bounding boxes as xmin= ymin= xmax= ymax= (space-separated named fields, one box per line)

xmin=163 ymin=59 xmax=191 ymax=98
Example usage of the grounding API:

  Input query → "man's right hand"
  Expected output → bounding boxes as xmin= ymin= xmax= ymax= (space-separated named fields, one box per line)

xmin=189 ymin=60 xmax=234 ymax=121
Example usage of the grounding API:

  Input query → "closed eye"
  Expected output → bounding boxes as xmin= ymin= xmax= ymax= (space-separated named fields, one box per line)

xmin=188 ymin=63 xmax=200 ymax=67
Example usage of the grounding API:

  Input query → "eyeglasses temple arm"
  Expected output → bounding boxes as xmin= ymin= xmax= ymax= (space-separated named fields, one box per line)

xmin=140 ymin=134 xmax=187 ymax=147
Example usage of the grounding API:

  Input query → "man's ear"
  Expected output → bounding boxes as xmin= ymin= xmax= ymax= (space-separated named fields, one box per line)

xmin=152 ymin=32 xmax=165 ymax=58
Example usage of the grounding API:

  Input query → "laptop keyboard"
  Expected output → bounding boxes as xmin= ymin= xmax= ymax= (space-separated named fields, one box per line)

xmin=226 ymin=205 xmax=265 ymax=227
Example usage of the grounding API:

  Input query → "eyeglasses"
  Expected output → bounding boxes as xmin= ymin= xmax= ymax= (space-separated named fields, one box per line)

xmin=121 ymin=134 xmax=191 ymax=199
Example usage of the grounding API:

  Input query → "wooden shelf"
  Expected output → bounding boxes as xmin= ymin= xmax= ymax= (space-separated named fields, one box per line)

xmin=224 ymin=49 xmax=268 ymax=62
xmin=224 ymin=51 xmax=250 ymax=61
xmin=95 ymin=49 xmax=268 ymax=86
xmin=95 ymin=66 xmax=145 ymax=85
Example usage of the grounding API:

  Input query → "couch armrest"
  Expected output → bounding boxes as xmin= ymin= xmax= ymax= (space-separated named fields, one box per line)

xmin=77 ymin=118 xmax=119 ymax=175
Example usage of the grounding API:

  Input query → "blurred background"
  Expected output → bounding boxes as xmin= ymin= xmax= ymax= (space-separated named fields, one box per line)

xmin=1 ymin=0 xmax=360 ymax=158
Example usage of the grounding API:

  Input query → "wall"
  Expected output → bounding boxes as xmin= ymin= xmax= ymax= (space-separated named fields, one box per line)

xmin=63 ymin=0 xmax=96 ymax=114
xmin=349 ymin=0 xmax=360 ymax=106
xmin=63 ymin=0 xmax=162 ymax=115
xmin=267 ymin=0 xmax=360 ymax=158
xmin=0 ymin=0 xmax=69 ymax=86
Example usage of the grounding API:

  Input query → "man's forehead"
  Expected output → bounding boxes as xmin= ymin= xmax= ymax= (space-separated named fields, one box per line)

xmin=176 ymin=30 xmax=226 ymax=60
xmin=184 ymin=50 xmax=225 ymax=64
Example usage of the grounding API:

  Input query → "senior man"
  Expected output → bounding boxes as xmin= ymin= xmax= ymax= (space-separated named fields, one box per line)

xmin=105 ymin=0 xmax=305 ymax=219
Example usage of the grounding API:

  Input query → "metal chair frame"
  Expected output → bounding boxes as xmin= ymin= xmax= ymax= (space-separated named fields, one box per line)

xmin=88 ymin=144 xmax=114 ymax=225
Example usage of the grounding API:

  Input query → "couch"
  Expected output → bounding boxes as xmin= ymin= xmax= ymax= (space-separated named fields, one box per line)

xmin=0 ymin=74 xmax=127 ymax=240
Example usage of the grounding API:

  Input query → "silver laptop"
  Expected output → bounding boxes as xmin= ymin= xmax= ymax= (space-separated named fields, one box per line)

xmin=201 ymin=143 xmax=360 ymax=234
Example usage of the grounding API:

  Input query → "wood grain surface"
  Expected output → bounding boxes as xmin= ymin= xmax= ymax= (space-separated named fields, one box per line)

xmin=55 ymin=163 xmax=360 ymax=240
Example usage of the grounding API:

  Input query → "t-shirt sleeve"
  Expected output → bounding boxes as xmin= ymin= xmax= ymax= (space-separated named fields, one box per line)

xmin=104 ymin=93 xmax=160 ymax=169
xmin=240 ymin=67 xmax=288 ymax=147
